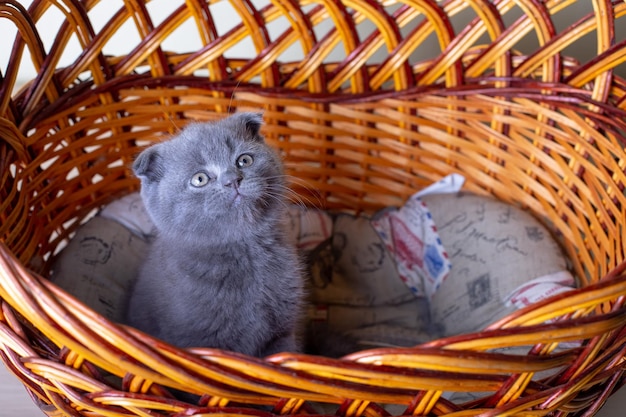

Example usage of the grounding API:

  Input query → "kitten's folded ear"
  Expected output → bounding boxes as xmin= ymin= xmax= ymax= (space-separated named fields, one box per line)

xmin=133 ymin=145 xmax=164 ymax=183
xmin=235 ymin=112 xmax=264 ymax=141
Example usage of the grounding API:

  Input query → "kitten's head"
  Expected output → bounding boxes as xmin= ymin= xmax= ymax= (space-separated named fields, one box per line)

xmin=133 ymin=113 xmax=286 ymax=242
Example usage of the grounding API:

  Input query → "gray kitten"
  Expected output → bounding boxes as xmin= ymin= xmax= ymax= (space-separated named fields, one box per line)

xmin=125 ymin=113 xmax=304 ymax=357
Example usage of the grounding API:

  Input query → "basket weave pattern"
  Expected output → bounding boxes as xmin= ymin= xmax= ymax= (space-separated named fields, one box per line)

xmin=1 ymin=0 xmax=626 ymax=415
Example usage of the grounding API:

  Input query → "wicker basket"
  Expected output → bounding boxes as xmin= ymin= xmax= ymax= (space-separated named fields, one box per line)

xmin=2 ymin=0 xmax=626 ymax=415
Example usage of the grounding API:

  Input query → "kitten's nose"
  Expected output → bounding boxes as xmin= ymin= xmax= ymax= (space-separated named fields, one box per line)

xmin=221 ymin=171 xmax=243 ymax=188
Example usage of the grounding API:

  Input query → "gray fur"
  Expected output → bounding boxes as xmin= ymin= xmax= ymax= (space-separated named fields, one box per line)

xmin=125 ymin=113 xmax=304 ymax=356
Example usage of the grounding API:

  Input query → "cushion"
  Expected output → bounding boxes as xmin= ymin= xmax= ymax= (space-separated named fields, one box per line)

xmin=302 ymin=212 xmax=433 ymax=356
xmin=422 ymin=192 xmax=575 ymax=336
xmin=50 ymin=182 xmax=576 ymax=356
xmin=50 ymin=215 xmax=149 ymax=323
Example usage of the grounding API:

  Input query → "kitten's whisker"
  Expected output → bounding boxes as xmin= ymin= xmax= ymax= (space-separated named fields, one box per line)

xmin=284 ymin=191 xmax=310 ymax=212
xmin=264 ymin=185 xmax=310 ymax=215
xmin=164 ymin=111 xmax=184 ymax=134
xmin=228 ymin=79 xmax=243 ymax=114
xmin=264 ymin=188 xmax=301 ymax=211
xmin=263 ymin=188 xmax=331 ymax=246
xmin=266 ymin=183 xmax=310 ymax=211
xmin=264 ymin=174 xmax=324 ymax=209
xmin=288 ymin=187 xmax=323 ymax=211
xmin=255 ymin=195 xmax=291 ymax=222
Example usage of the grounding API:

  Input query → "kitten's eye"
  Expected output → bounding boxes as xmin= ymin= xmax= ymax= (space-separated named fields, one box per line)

xmin=190 ymin=172 xmax=210 ymax=187
xmin=236 ymin=154 xmax=254 ymax=168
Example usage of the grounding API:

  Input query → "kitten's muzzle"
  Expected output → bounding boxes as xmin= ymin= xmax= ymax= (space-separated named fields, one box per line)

xmin=221 ymin=171 xmax=243 ymax=189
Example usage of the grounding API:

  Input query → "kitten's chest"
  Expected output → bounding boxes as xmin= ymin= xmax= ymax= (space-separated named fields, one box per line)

xmin=177 ymin=245 xmax=260 ymax=295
